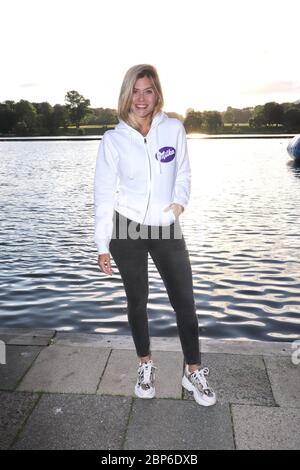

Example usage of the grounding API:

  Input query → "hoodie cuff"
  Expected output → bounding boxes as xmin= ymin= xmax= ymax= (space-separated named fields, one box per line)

xmin=96 ymin=238 xmax=111 ymax=255
xmin=172 ymin=199 xmax=187 ymax=211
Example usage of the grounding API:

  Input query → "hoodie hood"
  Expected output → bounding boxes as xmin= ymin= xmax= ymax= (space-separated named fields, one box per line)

xmin=115 ymin=110 xmax=168 ymax=133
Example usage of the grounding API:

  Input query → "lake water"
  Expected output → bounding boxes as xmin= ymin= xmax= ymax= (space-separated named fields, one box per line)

xmin=0 ymin=137 xmax=300 ymax=342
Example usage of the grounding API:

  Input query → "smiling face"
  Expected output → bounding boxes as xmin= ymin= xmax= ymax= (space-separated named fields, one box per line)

xmin=130 ymin=76 xmax=158 ymax=123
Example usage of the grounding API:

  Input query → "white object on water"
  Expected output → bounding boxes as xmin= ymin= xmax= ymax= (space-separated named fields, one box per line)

xmin=287 ymin=135 xmax=300 ymax=160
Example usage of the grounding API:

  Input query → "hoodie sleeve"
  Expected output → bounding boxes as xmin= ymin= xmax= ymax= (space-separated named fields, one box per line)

xmin=172 ymin=122 xmax=191 ymax=210
xmin=94 ymin=132 xmax=119 ymax=254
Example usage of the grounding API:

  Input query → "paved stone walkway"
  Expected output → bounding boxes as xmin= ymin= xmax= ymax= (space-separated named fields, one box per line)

xmin=0 ymin=328 xmax=299 ymax=450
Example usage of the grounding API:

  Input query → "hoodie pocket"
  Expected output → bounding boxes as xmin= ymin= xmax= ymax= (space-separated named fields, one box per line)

xmin=160 ymin=205 xmax=176 ymax=225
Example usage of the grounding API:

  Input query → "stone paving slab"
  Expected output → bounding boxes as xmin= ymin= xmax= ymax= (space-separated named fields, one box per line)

xmin=0 ymin=334 xmax=20 ymax=345
xmin=97 ymin=349 xmax=138 ymax=397
xmin=55 ymin=332 xmax=182 ymax=353
xmin=264 ymin=356 xmax=300 ymax=408
xmin=0 ymin=391 xmax=40 ymax=450
xmin=55 ymin=332 xmax=137 ymax=349
xmin=150 ymin=351 xmax=183 ymax=398
xmin=124 ymin=399 xmax=234 ymax=450
xmin=0 ymin=328 xmax=55 ymax=346
xmin=12 ymin=393 xmax=132 ymax=450
xmin=183 ymin=353 xmax=276 ymax=406
xmin=201 ymin=339 xmax=292 ymax=357
xmin=0 ymin=330 xmax=298 ymax=450
xmin=17 ymin=345 xmax=110 ymax=394
xmin=97 ymin=350 xmax=183 ymax=398
xmin=0 ymin=328 xmax=49 ymax=336
xmin=0 ymin=346 xmax=43 ymax=391
xmin=54 ymin=332 xmax=293 ymax=356
xmin=232 ymin=405 xmax=300 ymax=450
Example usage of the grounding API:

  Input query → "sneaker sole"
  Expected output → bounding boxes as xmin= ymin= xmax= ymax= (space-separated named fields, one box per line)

xmin=182 ymin=375 xmax=216 ymax=407
xmin=134 ymin=385 xmax=156 ymax=399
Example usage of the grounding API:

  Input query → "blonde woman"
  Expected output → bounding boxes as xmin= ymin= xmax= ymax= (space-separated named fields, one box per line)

xmin=94 ymin=64 xmax=216 ymax=406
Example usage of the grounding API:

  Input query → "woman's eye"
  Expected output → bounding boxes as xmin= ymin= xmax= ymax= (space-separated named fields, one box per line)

xmin=133 ymin=89 xmax=153 ymax=95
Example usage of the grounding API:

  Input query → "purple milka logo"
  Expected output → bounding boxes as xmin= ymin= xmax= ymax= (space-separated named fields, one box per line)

xmin=155 ymin=146 xmax=176 ymax=163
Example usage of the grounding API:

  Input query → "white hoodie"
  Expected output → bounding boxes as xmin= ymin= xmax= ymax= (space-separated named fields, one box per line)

xmin=94 ymin=111 xmax=191 ymax=254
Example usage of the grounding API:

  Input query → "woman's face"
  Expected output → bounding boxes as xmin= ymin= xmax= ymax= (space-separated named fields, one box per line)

xmin=130 ymin=76 xmax=157 ymax=121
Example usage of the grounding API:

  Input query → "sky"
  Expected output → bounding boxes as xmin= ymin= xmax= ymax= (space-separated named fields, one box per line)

xmin=1 ymin=0 xmax=300 ymax=116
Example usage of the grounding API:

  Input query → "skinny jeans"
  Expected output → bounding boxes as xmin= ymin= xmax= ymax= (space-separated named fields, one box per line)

xmin=109 ymin=210 xmax=201 ymax=365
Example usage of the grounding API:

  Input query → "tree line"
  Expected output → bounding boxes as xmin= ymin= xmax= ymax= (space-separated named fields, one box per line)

xmin=184 ymin=102 xmax=300 ymax=133
xmin=0 ymin=90 xmax=299 ymax=136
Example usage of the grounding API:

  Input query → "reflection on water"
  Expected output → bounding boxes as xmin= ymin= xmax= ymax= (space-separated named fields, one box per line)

xmin=0 ymin=138 xmax=300 ymax=342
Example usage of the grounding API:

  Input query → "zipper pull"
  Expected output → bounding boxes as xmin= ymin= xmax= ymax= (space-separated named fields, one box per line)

xmin=144 ymin=137 xmax=147 ymax=144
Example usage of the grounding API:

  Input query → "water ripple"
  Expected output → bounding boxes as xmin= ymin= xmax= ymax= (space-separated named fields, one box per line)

xmin=0 ymin=139 xmax=300 ymax=341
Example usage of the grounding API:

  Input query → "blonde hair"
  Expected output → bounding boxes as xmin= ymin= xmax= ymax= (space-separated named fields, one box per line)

xmin=117 ymin=64 xmax=164 ymax=131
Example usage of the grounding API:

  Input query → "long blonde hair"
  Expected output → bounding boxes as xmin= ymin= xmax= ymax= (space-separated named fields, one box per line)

xmin=117 ymin=64 xmax=164 ymax=131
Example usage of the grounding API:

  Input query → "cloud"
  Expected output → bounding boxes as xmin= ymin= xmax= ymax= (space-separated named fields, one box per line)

xmin=19 ymin=83 xmax=40 ymax=88
xmin=242 ymin=81 xmax=300 ymax=96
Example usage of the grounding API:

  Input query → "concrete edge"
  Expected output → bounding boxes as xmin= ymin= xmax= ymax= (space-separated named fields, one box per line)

xmin=0 ymin=329 xmax=294 ymax=356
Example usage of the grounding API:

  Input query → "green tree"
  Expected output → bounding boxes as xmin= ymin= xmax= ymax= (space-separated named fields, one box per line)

xmin=52 ymin=104 xmax=69 ymax=130
xmin=284 ymin=108 xmax=300 ymax=130
xmin=203 ymin=111 xmax=222 ymax=132
xmin=223 ymin=106 xmax=253 ymax=124
xmin=251 ymin=105 xmax=267 ymax=127
xmin=223 ymin=106 xmax=235 ymax=124
xmin=86 ymin=107 xmax=118 ymax=125
xmin=183 ymin=111 xmax=203 ymax=133
xmin=263 ymin=102 xmax=284 ymax=126
xmin=32 ymin=101 xmax=53 ymax=132
xmin=0 ymin=101 xmax=17 ymax=133
xmin=15 ymin=100 xmax=37 ymax=134
xmin=65 ymin=90 xmax=91 ymax=128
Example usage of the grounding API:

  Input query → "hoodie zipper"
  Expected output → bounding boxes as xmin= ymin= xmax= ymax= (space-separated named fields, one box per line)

xmin=142 ymin=137 xmax=151 ymax=224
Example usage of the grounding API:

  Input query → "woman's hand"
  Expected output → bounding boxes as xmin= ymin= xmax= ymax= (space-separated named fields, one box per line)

xmin=98 ymin=253 xmax=114 ymax=276
xmin=164 ymin=203 xmax=184 ymax=218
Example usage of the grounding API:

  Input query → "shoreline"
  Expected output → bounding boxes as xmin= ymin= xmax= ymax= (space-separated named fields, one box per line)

xmin=0 ymin=133 xmax=296 ymax=142
xmin=0 ymin=327 xmax=294 ymax=356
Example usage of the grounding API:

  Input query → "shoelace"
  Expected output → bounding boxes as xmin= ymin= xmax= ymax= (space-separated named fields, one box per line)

xmin=139 ymin=362 xmax=157 ymax=385
xmin=190 ymin=367 xmax=211 ymax=391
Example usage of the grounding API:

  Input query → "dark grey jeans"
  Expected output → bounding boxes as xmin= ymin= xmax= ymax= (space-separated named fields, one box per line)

xmin=109 ymin=210 xmax=201 ymax=365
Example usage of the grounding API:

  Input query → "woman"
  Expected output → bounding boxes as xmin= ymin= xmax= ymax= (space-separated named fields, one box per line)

xmin=94 ymin=64 xmax=216 ymax=406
